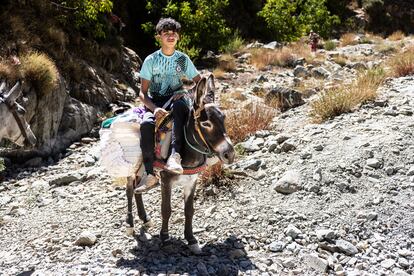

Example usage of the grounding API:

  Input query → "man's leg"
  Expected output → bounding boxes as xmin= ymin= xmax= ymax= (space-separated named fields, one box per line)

xmin=171 ymin=97 xmax=190 ymax=154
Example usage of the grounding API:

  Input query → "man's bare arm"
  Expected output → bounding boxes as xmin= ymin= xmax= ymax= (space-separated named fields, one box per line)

xmin=139 ymin=79 xmax=157 ymax=112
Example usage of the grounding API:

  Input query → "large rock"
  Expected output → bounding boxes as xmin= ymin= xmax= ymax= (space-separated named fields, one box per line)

xmin=265 ymin=86 xmax=305 ymax=112
xmin=272 ymin=170 xmax=302 ymax=194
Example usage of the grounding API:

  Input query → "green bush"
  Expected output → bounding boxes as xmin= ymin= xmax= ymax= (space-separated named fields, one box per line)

xmin=0 ymin=158 xmax=5 ymax=172
xmin=220 ymin=30 xmax=244 ymax=53
xmin=258 ymin=0 xmax=340 ymax=42
xmin=324 ymin=40 xmax=337 ymax=50
xmin=143 ymin=0 xmax=232 ymax=59
xmin=57 ymin=0 xmax=113 ymax=39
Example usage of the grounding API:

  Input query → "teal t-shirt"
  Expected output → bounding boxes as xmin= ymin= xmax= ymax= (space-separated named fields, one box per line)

xmin=140 ymin=50 xmax=199 ymax=101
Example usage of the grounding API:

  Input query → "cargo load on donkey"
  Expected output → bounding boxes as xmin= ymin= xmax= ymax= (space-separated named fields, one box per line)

xmin=99 ymin=101 xmax=173 ymax=178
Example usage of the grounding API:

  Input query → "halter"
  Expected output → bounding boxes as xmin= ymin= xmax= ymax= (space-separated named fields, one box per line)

xmin=0 ymin=93 xmax=31 ymax=145
xmin=183 ymin=103 xmax=214 ymax=156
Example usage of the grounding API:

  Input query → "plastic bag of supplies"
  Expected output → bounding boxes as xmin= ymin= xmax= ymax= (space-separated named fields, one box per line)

xmin=99 ymin=107 xmax=144 ymax=177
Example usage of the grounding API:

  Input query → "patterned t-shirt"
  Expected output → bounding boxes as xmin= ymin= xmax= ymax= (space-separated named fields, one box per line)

xmin=140 ymin=50 xmax=199 ymax=101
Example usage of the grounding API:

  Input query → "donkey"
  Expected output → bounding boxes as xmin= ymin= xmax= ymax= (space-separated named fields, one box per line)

xmin=125 ymin=74 xmax=235 ymax=254
xmin=0 ymin=81 xmax=37 ymax=147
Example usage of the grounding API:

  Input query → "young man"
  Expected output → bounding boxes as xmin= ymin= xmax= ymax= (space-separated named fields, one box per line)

xmin=135 ymin=18 xmax=201 ymax=193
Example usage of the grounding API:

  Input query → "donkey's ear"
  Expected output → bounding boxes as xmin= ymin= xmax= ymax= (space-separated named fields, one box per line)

xmin=4 ymin=81 xmax=22 ymax=103
xmin=204 ymin=74 xmax=215 ymax=104
xmin=195 ymin=77 xmax=207 ymax=108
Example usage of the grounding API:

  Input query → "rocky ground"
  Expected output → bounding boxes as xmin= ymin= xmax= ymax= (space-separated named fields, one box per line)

xmin=1 ymin=38 xmax=414 ymax=276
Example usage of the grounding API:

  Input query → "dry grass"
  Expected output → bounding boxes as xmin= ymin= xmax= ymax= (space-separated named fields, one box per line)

xmin=225 ymin=103 xmax=277 ymax=144
xmin=220 ymin=90 xmax=247 ymax=110
xmin=388 ymin=31 xmax=405 ymax=41
xmin=375 ymin=43 xmax=398 ymax=55
xmin=332 ymin=56 xmax=348 ymax=67
xmin=309 ymin=67 xmax=386 ymax=122
xmin=199 ymin=163 xmax=234 ymax=187
xmin=20 ymin=51 xmax=59 ymax=96
xmin=47 ymin=27 xmax=68 ymax=50
xmin=340 ymin=33 xmax=359 ymax=46
xmin=249 ymin=48 xmax=296 ymax=70
xmin=388 ymin=46 xmax=414 ymax=77
xmin=212 ymin=68 xmax=226 ymax=79
xmin=217 ymin=54 xmax=237 ymax=72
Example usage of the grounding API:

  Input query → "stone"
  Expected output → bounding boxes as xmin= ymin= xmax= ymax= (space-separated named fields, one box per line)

xmin=75 ymin=231 xmax=97 ymax=246
xmin=380 ymin=259 xmax=395 ymax=269
xmin=265 ymin=86 xmax=305 ymax=112
xmin=263 ymin=41 xmax=281 ymax=50
xmin=285 ymin=224 xmax=302 ymax=239
xmin=311 ymin=67 xmax=330 ymax=79
xmin=366 ymin=158 xmax=381 ymax=169
xmin=280 ymin=141 xmax=297 ymax=152
xmin=335 ymin=240 xmax=358 ymax=255
xmin=293 ymin=66 xmax=308 ymax=78
xmin=406 ymin=166 xmax=414 ymax=176
xmin=304 ymin=254 xmax=328 ymax=272
xmin=273 ymin=170 xmax=301 ymax=194
xmin=49 ymin=173 xmax=82 ymax=186
xmin=269 ymin=241 xmax=286 ymax=252
xmin=316 ymin=229 xmax=335 ymax=240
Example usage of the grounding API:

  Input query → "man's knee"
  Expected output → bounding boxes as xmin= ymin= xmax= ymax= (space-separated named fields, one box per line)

xmin=172 ymin=99 xmax=189 ymax=114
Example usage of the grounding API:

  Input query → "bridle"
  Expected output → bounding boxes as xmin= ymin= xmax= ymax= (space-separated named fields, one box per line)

xmin=0 ymin=93 xmax=31 ymax=144
xmin=184 ymin=102 xmax=215 ymax=156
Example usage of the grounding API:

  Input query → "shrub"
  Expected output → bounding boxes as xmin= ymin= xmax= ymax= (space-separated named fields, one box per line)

xmin=258 ymin=0 xmax=339 ymax=42
xmin=340 ymin=33 xmax=358 ymax=46
xmin=375 ymin=43 xmax=397 ymax=55
xmin=249 ymin=47 xmax=296 ymax=70
xmin=0 ymin=61 xmax=22 ymax=81
xmin=388 ymin=31 xmax=405 ymax=41
xmin=57 ymin=0 xmax=113 ymax=39
xmin=199 ymin=163 xmax=234 ymax=187
xmin=332 ymin=56 xmax=347 ymax=66
xmin=389 ymin=47 xmax=414 ymax=77
xmin=219 ymin=90 xmax=247 ymax=109
xmin=309 ymin=67 xmax=386 ymax=122
xmin=309 ymin=87 xmax=354 ymax=122
xmin=217 ymin=54 xmax=237 ymax=72
xmin=144 ymin=0 xmax=231 ymax=59
xmin=220 ymin=31 xmax=244 ymax=53
xmin=20 ymin=52 xmax=59 ymax=96
xmin=324 ymin=40 xmax=337 ymax=50
xmin=225 ymin=103 xmax=277 ymax=143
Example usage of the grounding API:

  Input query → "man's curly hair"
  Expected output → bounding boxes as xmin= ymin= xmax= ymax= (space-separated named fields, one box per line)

xmin=156 ymin=18 xmax=181 ymax=34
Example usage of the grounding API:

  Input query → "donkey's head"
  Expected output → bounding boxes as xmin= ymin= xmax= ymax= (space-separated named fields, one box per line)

xmin=193 ymin=74 xmax=235 ymax=164
xmin=0 ymin=81 xmax=37 ymax=147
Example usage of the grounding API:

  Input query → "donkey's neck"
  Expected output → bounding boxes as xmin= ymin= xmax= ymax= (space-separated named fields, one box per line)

xmin=181 ymin=113 xmax=206 ymax=168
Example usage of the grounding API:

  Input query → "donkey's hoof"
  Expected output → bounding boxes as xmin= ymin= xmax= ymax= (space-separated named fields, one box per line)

xmin=143 ymin=219 xmax=153 ymax=230
xmin=188 ymin=243 xmax=202 ymax=255
xmin=126 ymin=227 xmax=135 ymax=236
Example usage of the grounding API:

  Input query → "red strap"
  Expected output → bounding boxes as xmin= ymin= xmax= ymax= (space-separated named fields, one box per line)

xmin=153 ymin=160 xmax=206 ymax=175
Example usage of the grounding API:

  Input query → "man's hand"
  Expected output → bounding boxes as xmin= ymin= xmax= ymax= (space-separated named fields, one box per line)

xmin=154 ymin=107 xmax=168 ymax=121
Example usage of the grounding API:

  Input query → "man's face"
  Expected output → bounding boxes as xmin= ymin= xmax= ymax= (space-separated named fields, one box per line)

xmin=158 ymin=30 xmax=179 ymax=48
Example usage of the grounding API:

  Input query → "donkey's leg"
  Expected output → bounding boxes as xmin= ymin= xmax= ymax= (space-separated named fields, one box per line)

xmin=126 ymin=177 xmax=135 ymax=236
xmin=134 ymin=192 xmax=152 ymax=228
xmin=160 ymin=174 xmax=172 ymax=243
xmin=183 ymin=178 xmax=201 ymax=254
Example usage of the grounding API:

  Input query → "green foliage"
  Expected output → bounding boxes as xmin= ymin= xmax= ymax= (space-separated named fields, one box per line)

xmin=143 ymin=0 xmax=231 ymax=59
xmin=324 ymin=40 xmax=337 ymax=50
xmin=220 ymin=30 xmax=244 ymax=53
xmin=57 ymin=0 xmax=113 ymax=39
xmin=258 ymin=0 xmax=339 ymax=42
